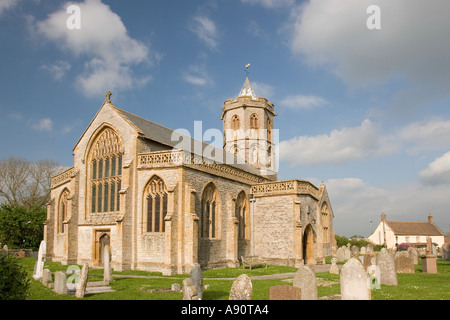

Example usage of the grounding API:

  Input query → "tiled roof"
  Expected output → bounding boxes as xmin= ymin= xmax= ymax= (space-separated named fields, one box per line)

xmin=386 ymin=221 xmax=444 ymax=236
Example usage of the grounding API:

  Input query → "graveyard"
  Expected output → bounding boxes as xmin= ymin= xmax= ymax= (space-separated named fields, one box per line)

xmin=12 ymin=253 xmax=450 ymax=300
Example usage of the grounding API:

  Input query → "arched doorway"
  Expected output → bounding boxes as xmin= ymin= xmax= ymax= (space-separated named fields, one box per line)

xmin=99 ymin=233 xmax=110 ymax=267
xmin=303 ymin=225 xmax=315 ymax=265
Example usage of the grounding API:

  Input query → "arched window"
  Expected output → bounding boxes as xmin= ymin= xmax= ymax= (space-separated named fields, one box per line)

xmin=321 ymin=203 xmax=330 ymax=243
xmin=201 ymin=183 xmax=219 ymax=238
xmin=235 ymin=191 xmax=249 ymax=240
xmin=58 ymin=189 xmax=70 ymax=234
xmin=250 ymin=114 xmax=259 ymax=129
xmin=145 ymin=176 xmax=168 ymax=233
xmin=231 ymin=115 xmax=240 ymax=130
xmin=89 ymin=128 xmax=123 ymax=214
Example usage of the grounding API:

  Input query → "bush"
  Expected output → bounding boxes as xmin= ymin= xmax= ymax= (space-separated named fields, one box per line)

xmin=0 ymin=254 xmax=30 ymax=300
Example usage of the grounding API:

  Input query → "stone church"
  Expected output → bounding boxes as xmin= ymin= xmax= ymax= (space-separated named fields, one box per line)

xmin=44 ymin=76 xmax=337 ymax=275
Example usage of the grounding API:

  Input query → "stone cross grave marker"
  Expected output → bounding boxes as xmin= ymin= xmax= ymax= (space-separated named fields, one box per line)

xmin=329 ymin=257 xmax=339 ymax=275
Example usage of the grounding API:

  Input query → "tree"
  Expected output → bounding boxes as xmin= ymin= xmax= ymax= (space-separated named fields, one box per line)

xmin=0 ymin=205 xmax=46 ymax=250
xmin=0 ymin=254 xmax=30 ymax=300
xmin=0 ymin=156 xmax=63 ymax=209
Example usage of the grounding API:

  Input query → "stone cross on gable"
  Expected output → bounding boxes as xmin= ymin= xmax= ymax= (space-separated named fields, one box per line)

xmin=106 ymin=91 xmax=112 ymax=103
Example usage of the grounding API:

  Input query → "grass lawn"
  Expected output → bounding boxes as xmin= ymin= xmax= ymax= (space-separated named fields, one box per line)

xmin=15 ymin=257 xmax=450 ymax=300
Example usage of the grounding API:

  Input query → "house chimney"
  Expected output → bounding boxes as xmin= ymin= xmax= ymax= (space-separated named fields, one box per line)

xmin=428 ymin=214 xmax=433 ymax=224
xmin=381 ymin=213 xmax=386 ymax=222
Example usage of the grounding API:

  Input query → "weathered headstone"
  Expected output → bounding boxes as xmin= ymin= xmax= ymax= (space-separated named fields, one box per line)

xmin=329 ymin=257 xmax=339 ymax=275
xmin=182 ymin=278 xmax=199 ymax=300
xmin=33 ymin=240 xmax=46 ymax=280
xmin=394 ymin=251 xmax=415 ymax=273
xmin=229 ymin=274 xmax=252 ymax=300
xmin=360 ymin=246 xmax=367 ymax=255
xmin=190 ymin=265 xmax=203 ymax=300
xmin=422 ymin=255 xmax=437 ymax=274
xmin=351 ymin=245 xmax=359 ymax=256
xmin=336 ymin=247 xmax=345 ymax=262
xmin=54 ymin=271 xmax=68 ymax=294
xmin=340 ymin=258 xmax=371 ymax=300
xmin=103 ymin=245 xmax=112 ymax=283
xmin=171 ymin=283 xmax=181 ymax=292
xmin=75 ymin=263 xmax=89 ymax=298
xmin=376 ymin=249 xmax=398 ymax=285
xmin=344 ymin=248 xmax=351 ymax=260
xmin=442 ymin=243 xmax=450 ymax=261
xmin=363 ymin=251 xmax=376 ymax=271
xmin=293 ymin=265 xmax=317 ymax=300
xmin=269 ymin=285 xmax=301 ymax=300
xmin=41 ymin=268 xmax=53 ymax=287
xmin=408 ymin=247 xmax=419 ymax=264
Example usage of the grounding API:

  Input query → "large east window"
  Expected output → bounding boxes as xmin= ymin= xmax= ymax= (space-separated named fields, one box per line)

xmin=89 ymin=128 xmax=123 ymax=214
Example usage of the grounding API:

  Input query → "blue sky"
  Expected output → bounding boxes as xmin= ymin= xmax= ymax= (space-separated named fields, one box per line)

xmin=1 ymin=0 xmax=450 ymax=237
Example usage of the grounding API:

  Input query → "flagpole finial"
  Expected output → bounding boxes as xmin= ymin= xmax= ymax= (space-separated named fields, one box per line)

xmin=245 ymin=63 xmax=251 ymax=77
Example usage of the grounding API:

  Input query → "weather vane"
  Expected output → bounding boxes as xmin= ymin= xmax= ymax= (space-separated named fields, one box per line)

xmin=245 ymin=63 xmax=251 ymax=77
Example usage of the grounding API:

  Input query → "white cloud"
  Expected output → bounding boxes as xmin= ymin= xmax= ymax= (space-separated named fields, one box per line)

xmin=321 ymin=177 xmax=450 ymax=237
xmin=279 ymin=94 xmax=327 ymax=110
xmin=0 ymin=0 xmax=18 ymax=16
xmin=241 ymin=0 xmax=294 ymax=9
xmin=189 ymin=15 xmax=218 ymax=50
xmin=287 ymin=0 xmax=450 ymax=106
xmin=398 ymin=119 xmax=450 ymax=153
xmin=31 ymin=118 xmax=53 ymax=132
xmin=420 ymin=151 xmax=450 ymax=186
xmin=251 ymin=82 xmax=275 ymax=99
xmin=40 ymin=60 xmax=71 ymax=80
xmin=183 ymin=64 xmax=212 ymax=86
xmin=279 ymin=119 xmax=397 ymax=166
xmin=35 ymin=0 xmax=157 ymax=97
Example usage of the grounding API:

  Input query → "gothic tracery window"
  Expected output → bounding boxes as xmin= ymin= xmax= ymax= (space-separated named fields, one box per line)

xmin=89 ymin=128 xmax=123 ymax=214
xmin=58 ymin=189 xmax=70 ymax=234
xmin=145 ymin=176 xmax=168 ymax=233
xmin=201 ymin=183 xmax=219 ymax=238
xmin=231 ymin=115 xmax=240 ymax=130
xmin=321 ymin=203 xmax=330 ymax=243
xmin=235 ymin=191 xmax=249 ymax=240
xmin=250 ymin=113 xmax=259 ymax=129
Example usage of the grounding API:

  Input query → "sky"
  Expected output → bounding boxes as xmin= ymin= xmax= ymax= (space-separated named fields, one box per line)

xmin=1 ymin=0 xmax=450 ymax=237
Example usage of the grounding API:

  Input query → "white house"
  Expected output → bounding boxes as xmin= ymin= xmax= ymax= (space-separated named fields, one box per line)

xmin=368 ymin=213 xmax=445 ymax=250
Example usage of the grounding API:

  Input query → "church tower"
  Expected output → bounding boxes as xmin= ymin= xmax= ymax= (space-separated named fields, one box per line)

xmin=221 ymin=75 xmax=278 ymax=181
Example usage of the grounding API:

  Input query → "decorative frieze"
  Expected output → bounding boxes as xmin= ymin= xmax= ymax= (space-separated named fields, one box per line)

xmin=250 ymin=180 xmax=320 ymax=199
xmin=51 ymin=167 xmax=77 ymax=189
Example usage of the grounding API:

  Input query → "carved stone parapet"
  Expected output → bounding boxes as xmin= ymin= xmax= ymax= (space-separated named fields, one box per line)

xmin=51 ymin=167 xmax=77 ymax=189
xmin=250 ymin=179 xmax=320 ymax=199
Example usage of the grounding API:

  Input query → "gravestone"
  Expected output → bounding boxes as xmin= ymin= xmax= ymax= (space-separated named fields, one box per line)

xmin=54 ymin=271 xmax=68 ymax=294
xmin=408 ymin=247 xmax=419 ymax=264
xmin=41 ymin=268 xmax=53 ymax=287
xmin=394 ymin=251 xmax=415 ymax=273
xmin=75 ymin=263 xmax=89 ymax=298
xmin=190 ymin=265 xmax=203 ymax=300
xmin=426 ymin=237 xmax=433 ymax=254
xmin=269 ymin=285 xmax=301 ymax=300
xmin=329 ymin=257 xmax=339 ymax=275
xmin=182 ymin=278 xmax=199 ymax=300
xmin=442 ymin=243 xmax=450 ymax=261
xmin=376 ymin=249 xmax=398 ymax=285
xmin=351 ymin=245 xmax=359 ymax=256
xmin=340 ymin=258 xmax=371 ymax=300
xmin=33 ymin=240 xmax=46 ymax=280
xmin=363 ymin=251 xmax=376 ymax=271
xmin=422 ymin=255 xmax=437 ymax=274
xmin=171 ymin=283 xmax=181 ymax=292
xmin=336 ymin=247 xmax=345 ymax=262
xmin=103 ymin=245 xmax=112 ymax=283
xmin=367 ymin=263 xmax=381 ymax=290
xmin=229 ymin=274 xmax=252 ymax=300
xmin=293 ymin=265 xmax=317 ymax=300
xmin=344 ymin=248 xmax=351 ymax=260
xmin=360 ymin=246 xmax=367 ymax=255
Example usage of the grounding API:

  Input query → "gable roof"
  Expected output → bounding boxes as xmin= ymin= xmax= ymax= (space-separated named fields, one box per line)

xmin=111 ymin=105 xmax=265 ymax=178
xmin=386 ymin=221 xmax=444 ymax=236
